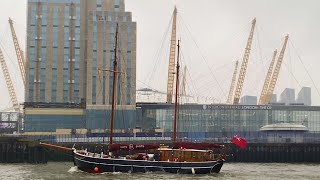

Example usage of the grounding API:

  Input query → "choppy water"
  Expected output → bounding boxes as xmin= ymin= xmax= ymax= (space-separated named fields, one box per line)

xmin=0 ymin=162 xmax=319 ymax=180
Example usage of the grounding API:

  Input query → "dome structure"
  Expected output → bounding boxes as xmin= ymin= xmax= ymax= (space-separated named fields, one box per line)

xmin=260 ymin=123 xmax=308 ymax=131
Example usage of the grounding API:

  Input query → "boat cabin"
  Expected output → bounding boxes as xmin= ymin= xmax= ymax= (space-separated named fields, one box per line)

xmin=156 ymin=148 xmax=218 ymax=162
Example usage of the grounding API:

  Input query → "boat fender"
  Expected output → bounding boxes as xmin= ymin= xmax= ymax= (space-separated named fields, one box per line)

xmin=94 ymin=167 xmax=99 ymax=173
xmin=191 ymin=168 xmax=195 ymax=174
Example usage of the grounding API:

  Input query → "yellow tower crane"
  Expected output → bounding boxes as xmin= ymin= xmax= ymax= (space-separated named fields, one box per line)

xmin=8 ymin=18 xmax=26 ymax=88
xmin=226 ymin=60 xmax=239 ymax=104
xmin=258 ymin=50 xmax=277 ymax=105
xmin=166 ymin=7 xmax=177 ymax=104
xmin=263 ymin=35 xmax=289 ymax=104
xmin=233 ymin=18 xmax=256 ymax=104
xmin=0 ymin=48 xmax=19 ymax=111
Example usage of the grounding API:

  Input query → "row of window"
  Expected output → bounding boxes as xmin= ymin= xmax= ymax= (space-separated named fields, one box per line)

xmin=142 ymin=109 xmax=320 ymax=132
xmin=30 ymin=6 xmax=80 ymax=26
xmin=28 ymin=0 xmax=80 ymax=3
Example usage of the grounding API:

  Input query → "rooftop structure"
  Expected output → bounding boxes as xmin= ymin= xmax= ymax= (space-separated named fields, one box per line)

xmin=279 ymin=88 xmax=295 ymax=105
xmin=260 ymin=123 xmax=308 ymax=131
xmin=240 ymin=95 xmax=257 ymax=105
xmin=296 ymin=87 xmax=311 ymax=106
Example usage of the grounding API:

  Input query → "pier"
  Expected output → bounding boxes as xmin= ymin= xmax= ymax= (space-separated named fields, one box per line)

xmin=0 ymin=136 xmax=47 ymax=163
xmin=228 ymin=143 xmax=320 ymax=163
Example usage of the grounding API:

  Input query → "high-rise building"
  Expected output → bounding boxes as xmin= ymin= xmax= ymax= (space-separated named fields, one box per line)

xmin=26 ymin=0 xmax=82 ymax=103
xmin=240 ymin=95 xmax=257 ymax=105
xmin=296 ymin=87 xmax=311 ymax=106
xmin=279 ymin=88 xmax=295 ymax=105
xmin=26 ymin=0 xmax=135 ymax=104
xmin=270 ymin=94 xmax=277 ymax=103
xmin=85 ymin=0 xmax=136 ymax=130
xmin=86 ymin=1 xmax=136 ymax=106
xmin=24 ymin=0 xmax=136 ymax=131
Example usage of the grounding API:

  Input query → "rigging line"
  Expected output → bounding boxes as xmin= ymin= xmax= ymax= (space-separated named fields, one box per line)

xmin=144 ymin=13 xmax=173 ymax=85
xmin=0 ymin=41 xmax=19 ymax=70
xmin=176 ymin=15 xmax=212 ymax=97
xmin=136 ymin=79 xmax=164 ymax=93
xmin=184 ymin=76 xmax=199 ymax=103
xmin=176 ymin=19 xmax=198 ymax=97
xmin=210 ymin=61 xmax=236 ymax=73
xmin=178 ymin=52 xmax=194 ymax=101
xmin=255 ymin=24 xmax=266 ymax=75
xmin=96 ymin=51 xmax=112 ymax=104
xmin=145 ymin=40 xmax=169 ymax=89
xmin=116 ymin=73 xmax=127 ymax=131
xmin=96 ymin=70 xmax=104 ymax=103
xmin=179 ymin=50 xmax=198 ymax=100
xmin=177 ymin=18 xmax=204 ymax=88
xmin=0 ymin=43 xmax=21 ymax=89
xmin=1 ymin=97 xmax=12 ymax=110
xmin=178 ymin=15 xmax=227 ymax=100
xmin=289 ymin=39 xmax=320 ymax=97
xmin=0 ymin=25 xmax=12 ymax=46
xmin=117 ymin=46 xmax=128 ymax=79
xmin=287 ymin=41 xmax=295 ymax=88
xmin=115 ymin=33 xmax=130 ymax=106
xmin=255 ymin=24 xmax=266 ymax=62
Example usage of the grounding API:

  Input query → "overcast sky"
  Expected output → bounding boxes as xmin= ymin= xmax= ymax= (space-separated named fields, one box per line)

xmin=1 ymin=0 xmax=320 ymax=110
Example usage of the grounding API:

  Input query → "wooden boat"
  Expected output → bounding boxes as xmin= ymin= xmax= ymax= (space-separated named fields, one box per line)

xmin=72 ymin=20 xmax=226 ymax=174
xmin=73 ymin=142 xmax=225 ymax=174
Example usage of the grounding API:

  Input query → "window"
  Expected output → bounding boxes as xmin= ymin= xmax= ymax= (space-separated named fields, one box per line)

xmin=97 ymin=0 xmax=102 ymax=8
xmin=114 ymin=0 xmax=120 ymax=12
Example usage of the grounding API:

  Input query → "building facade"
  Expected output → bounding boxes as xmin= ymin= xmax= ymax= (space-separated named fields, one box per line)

xmin=240 ymin=95 xmax=257 ymax=105
xmin=84 ymin=0 xmax=136 ymax=130
xmin=296 ymin=87 xmax=311 ymax=106
xmin=136 ymin=103 xmax=320 ymax=140
xmin=270 ymin=94 xmax=277 ymax=103
xmin=279 ymin=88 xmax=295 ymax=105
xmin=26 ymin=0 xmax=82 ymax=103
xmin=25 ymin=0 xmax=136 ymax=131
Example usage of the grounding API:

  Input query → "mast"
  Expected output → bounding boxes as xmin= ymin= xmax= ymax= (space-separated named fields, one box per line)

xmin=173 ymin=40 xmax=180 ymax=143
xmin=110 ymin=23 xmax=119 ymax=145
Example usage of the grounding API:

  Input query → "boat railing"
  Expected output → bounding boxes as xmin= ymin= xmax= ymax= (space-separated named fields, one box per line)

xmin=56 ymin=136 xmax=172 ymax=143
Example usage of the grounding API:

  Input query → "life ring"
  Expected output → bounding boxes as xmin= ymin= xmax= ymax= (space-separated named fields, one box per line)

xmin=129 ymin=144 xmax=134 ymax=150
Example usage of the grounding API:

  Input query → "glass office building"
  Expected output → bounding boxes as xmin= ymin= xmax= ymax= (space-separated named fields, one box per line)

xmin=136 ymin=103 xmax=320 ymax=140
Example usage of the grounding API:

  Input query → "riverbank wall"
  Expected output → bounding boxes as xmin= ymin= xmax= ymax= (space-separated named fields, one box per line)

xmin=1 ymin=137 xmax=320 ymax=163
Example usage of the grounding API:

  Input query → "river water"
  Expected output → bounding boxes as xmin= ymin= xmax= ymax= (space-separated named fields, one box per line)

xmin=0 ymin=162 xmax=319 ymax=180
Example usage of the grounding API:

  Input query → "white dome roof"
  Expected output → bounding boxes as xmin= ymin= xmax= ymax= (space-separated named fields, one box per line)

xmin=260 ymin=123 xmax=308 ymax=131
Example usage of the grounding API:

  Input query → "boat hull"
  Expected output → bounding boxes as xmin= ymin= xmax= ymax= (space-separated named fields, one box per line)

xmin=73 ymin=151 xmax=223 ymax=174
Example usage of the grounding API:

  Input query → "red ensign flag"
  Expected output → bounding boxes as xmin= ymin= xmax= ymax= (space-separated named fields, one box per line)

xmin=231 ymin=135 xmax=247 ymax=149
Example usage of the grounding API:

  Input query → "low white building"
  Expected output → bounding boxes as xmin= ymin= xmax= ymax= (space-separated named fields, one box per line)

xmin=260 ymin=123 xmax=308 ymax=143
